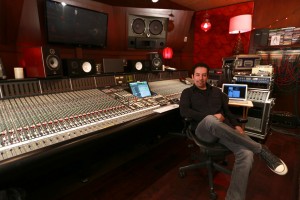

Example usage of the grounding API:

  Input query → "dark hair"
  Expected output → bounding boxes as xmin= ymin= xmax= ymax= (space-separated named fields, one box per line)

xmin=192 ymin=62 xmax=210 ymax=74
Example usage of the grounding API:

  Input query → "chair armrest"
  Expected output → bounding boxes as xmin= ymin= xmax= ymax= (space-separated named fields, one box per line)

xmin=182 ymin=117 xmax=193 ymax=139
xmin=183 ymin=117 xmax=193 ymax=123
xmin=237 ymin=118 xmax=248 ymax=124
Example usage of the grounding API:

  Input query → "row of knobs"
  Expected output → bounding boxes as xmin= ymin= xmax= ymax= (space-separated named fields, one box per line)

xmin=0 ymin=89 xmax=132 ymax=148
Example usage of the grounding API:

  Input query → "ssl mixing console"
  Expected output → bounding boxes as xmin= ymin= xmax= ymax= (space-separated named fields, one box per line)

xmin=0 ymin=71 xmax=190 ymax=173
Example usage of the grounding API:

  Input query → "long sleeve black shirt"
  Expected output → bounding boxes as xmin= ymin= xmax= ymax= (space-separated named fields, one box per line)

xmin=179 ymin=83 xmax=239 ymax=130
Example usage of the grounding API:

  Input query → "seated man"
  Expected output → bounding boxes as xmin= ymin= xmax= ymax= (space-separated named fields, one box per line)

xmin=179 ymin=63 xmax=288 ymax=200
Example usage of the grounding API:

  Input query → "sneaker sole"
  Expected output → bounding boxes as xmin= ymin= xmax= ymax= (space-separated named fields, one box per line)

xmin=268 ymin=159 xmax=288 ymax=175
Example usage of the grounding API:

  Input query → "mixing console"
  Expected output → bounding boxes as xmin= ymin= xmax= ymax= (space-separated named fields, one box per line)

xmin=0 ymin=78 xmax=191 ymax=163
xmin=0 ymin=89 xmax=161 ymax=161
xmin=149 ymin=80 xmax=190 ymax=102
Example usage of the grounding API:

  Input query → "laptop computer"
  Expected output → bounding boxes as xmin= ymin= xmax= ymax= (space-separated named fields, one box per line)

xmin=222 ymin=83 xmax=248 ymax=104
xmin=129 ymin=81 xmax=152 ymax=98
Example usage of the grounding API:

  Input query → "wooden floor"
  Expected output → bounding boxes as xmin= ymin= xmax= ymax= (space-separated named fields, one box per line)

xmin=25 ymin=127 xmax=300 ymax=200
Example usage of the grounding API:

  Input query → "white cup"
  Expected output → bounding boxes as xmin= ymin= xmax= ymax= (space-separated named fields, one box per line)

xmin=14 ymin=67 xmax=24 ymax=79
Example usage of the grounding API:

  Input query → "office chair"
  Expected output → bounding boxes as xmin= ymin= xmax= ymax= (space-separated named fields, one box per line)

xmin=179 ymin=117 xmax=248 ymax=200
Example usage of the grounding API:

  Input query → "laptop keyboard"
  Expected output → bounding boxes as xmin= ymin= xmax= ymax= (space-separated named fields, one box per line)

xmin=229 ymin=100 xmax=248 ymax=104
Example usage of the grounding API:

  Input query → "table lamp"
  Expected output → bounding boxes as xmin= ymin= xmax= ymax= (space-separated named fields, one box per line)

xmin=229 ymin=14 xmax=252 ymax=55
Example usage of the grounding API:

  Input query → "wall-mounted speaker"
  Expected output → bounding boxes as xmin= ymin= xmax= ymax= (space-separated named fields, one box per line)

xmin=127 ymin=60 xmax=151 ymax=72
xmin=23 ymin=46 xmax=63 ymax=78
xmin=128 ymin=14 xmax=168 ymax=49
xmin=62 ymin=59 xmax=96 ymax=77
xmin=149 ymin=53 xmax=163 ymax=71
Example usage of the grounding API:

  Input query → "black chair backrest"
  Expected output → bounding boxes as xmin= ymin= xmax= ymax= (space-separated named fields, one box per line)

xmin=183 ymin=117 xmax=230 ymax=154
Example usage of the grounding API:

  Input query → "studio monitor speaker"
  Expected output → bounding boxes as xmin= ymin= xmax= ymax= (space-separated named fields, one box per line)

xmin=62 ymin=59 xmax=96 ymax=77
xmin=128 ymin=14 xmax=168 ymax=49
xmin=127 ymin=60 xmax=151 ymax=72
xmin=149 ymin=53 xmax=163 ymax=71
xmin=23 ymin=46 xmax=63 ymax=78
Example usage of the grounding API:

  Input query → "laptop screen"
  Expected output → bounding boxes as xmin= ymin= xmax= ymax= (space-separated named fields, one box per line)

xmin=222 ymin=84 xmax=248 ymax=101
xmin=129 ymin=81 xmax=152 ymax=98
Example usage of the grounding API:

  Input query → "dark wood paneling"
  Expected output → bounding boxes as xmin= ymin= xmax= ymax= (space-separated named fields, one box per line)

xmin=17 ymin=0 xmax=42 ymax=47
xmin=92 ymin=0 xmax=192 ymax=10
xmin=253 ymin=0 xmax=300 ymax=29
xmin=3 ymin=0 xmax=193 ymax=79
xmin=0 ymin=0 xmax=24 ymax=45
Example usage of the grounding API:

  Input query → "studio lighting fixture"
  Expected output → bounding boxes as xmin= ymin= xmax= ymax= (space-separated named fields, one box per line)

xmin=200 ymin=12 xmax=211 ymax=32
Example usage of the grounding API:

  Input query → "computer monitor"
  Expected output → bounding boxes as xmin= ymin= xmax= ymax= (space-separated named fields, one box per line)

xmin=222 ymin=83 xmax=248 ymax=101
xmin=129 ymin=81 xmax=152 ymax=98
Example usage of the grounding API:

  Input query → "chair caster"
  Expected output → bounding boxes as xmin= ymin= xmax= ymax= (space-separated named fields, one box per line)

xmin=178 ymin=169 xmax=186 ymax=178
xmin=210 ymin=191 xmax=217 ymax=200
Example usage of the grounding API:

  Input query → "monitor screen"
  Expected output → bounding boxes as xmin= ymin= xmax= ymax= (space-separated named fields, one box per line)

xmin=129 ymin=81 xmax=152 ymax=98
xmin=45 ymin=0 xmax=108 ymax=48
xmin=222 ymin=84 xmax=248 ymax=101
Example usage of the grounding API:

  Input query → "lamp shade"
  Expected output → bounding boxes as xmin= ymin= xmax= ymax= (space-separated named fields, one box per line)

xmin=229 ymin=14 xmax=252 ymax=34
xmin=162 ymin=47 xmax=173 ymax=59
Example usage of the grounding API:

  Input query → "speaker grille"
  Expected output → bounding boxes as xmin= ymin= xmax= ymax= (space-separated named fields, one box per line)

xmin=82 ymin=62 xmax=92 ymax=73
xmin=149 ymin=20 xmax=163 ymax=35
xmin=149 ymin=53 xmax=163 ymax=71
xmin=132 ymin=18 xmax=146 ymax=35
xmin=46 ymin=55 xmax=60 ymax=70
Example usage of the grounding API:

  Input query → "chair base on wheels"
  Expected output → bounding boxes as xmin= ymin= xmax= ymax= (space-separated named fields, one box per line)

xmin=179 ymin=155 xmax=231 ymax=200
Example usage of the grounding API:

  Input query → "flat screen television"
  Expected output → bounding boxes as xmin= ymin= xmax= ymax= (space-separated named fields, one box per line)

xmin=45 ymin=0 xmax=108 ymax=48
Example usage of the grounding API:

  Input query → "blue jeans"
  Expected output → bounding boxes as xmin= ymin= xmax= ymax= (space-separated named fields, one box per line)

xmin=195 ymin=115 xmax=262 ymax=200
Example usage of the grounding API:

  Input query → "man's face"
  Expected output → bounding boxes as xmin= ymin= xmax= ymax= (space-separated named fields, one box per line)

xmin=192 ymin=66 xmax=208 ymax=90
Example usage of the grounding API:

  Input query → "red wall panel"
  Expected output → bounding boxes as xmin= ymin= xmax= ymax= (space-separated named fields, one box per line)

xmin=193 ymin=2 xmax=254 ymax=69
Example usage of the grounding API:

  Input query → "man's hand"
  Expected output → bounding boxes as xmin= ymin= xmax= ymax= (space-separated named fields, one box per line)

xmin=235 ymin=126 xmax=244 ymax=134
xmin=214 ymin=113 xmax=225 ymax=122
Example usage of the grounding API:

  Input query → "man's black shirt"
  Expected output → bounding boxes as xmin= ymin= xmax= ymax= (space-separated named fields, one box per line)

xmin=179 ymin=83 xmax=239 ymax=130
